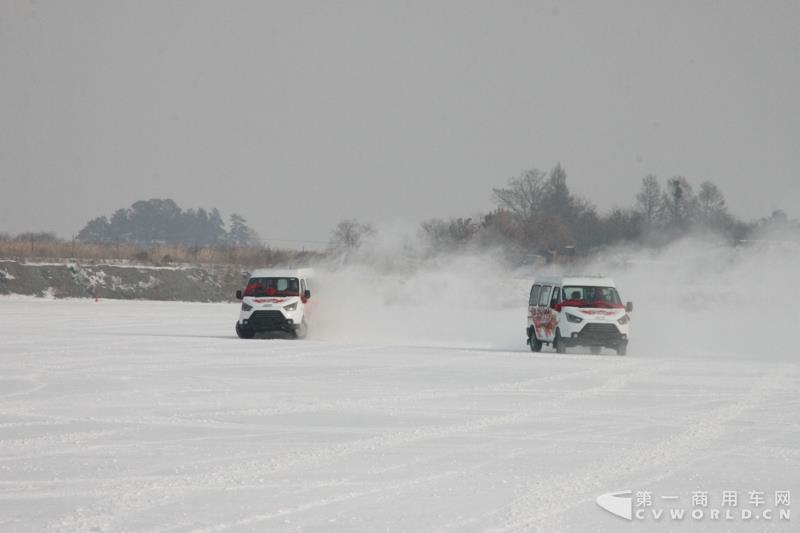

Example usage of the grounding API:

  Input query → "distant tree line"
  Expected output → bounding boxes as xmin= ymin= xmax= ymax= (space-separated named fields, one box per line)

xmin=4 ymin=174 xmax=798 ymax=266
xmin=406 ymin=164 xmax=797 ymax=262
xmin=76 ymin=199 xmax=261 ymax=247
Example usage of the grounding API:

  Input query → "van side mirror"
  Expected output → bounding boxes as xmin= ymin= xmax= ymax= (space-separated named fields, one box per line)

xmin=235 ymin=290 xmax=243 ymax=300
xmin=625 ymin=301 xmax=633 ymax=313
xmin=303 ymin=289 xmax=311 ymax=299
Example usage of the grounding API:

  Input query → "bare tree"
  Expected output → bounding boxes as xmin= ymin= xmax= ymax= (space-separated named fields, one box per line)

xmin=662 ymin=176 xmax=697 ymax=231
xmin=329 ymin=219 xmax=374 ymax=255
xmin=421 ymin=217 xmax=478 ymax=250
xmin=492 ymin=169 xmax=548 ymax=221
xmin=697 ymin=181 xmax=727 ymax=224
xmin=635 ymin=174 xmax=662 ymax=226
xmin=603 ymin=208 xmax=643 ymax=243
xmin=543 ymin=163 xmax=571 ymax=217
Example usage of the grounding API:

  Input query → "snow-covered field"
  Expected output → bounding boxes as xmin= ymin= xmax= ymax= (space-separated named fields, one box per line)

xmin=1 ymin=296 xmax=797 ymax=532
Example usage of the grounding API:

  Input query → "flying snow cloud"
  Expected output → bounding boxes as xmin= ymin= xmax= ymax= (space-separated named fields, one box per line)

xmin=310 ymin=221 xmax=527 ymax=349
xmin=587 ymin=232 xmax=800 ymax=360
xmin=310 ymin=222 xmax=799 ymax=360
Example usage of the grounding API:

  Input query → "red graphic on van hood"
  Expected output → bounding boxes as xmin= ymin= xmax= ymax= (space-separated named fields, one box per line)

xmin=574 ymin=309 xmax=622 ymax=316
xmin=560 ymin=299 xmax=623 ymax=311
xmin=250 ymin=298 xmax=293 ymax=304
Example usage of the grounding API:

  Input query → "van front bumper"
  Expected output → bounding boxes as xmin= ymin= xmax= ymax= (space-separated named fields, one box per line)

xmin=564 ymin=323 xmax=627 ymax=348
xmin=241 ymin=310 xmax=295 ymax=333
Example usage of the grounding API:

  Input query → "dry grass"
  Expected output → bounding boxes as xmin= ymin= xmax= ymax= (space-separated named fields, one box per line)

xmin=0 ymin=238 xmax=323 ymax=268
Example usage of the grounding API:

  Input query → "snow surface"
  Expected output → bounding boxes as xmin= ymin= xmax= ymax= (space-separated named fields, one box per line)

xmin=0 ymin=297 xmax=797 ymax=532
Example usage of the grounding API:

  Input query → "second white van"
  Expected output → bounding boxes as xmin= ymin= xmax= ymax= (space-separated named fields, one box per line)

xmin=527 ymin=275 xmax=632 ymax=355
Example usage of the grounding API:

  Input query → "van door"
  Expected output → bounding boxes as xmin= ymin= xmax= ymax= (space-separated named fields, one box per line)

xmin=534 ymin=285 xmax=554 ymax=341
xmin=551 ymin=287 xmax=561 ymax=309
xmin=540 ymin=285 xmax=561 ymax=342
xmin=528 ymin=284 xmax=541 ymax=332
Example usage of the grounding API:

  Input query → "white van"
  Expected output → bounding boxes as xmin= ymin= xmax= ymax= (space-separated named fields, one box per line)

xmin=234 ymin=268 xmax=313 ymax=339
xmin=526 ymin=276 xmax=632 ymax=355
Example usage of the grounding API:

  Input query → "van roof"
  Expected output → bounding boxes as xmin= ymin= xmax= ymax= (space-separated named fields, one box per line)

xmin=533 ymin=275 xmax=616 ymax=287
xmin=248 ymin=268 xmax=313 ymax=279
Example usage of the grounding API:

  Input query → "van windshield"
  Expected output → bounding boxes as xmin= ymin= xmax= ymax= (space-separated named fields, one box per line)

xmin=562 ymin=286 xmax=623 ymax=308
xmin=243 ymin=277 xmax=300 ymax=297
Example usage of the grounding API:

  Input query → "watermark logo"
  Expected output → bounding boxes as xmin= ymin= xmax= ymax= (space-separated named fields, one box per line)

xmin=596 ymin=490 xmax=633 ymax=520
xmin=597 ymin=489 xmax=791 ymax=523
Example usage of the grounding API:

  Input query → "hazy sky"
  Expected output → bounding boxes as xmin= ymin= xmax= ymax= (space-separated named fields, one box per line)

xmin=2 ymin=1 xmax=799 ymax=247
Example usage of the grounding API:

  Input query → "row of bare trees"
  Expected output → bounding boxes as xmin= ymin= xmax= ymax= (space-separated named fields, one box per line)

xmin=407 ymin=165 xmax=793 ymax=261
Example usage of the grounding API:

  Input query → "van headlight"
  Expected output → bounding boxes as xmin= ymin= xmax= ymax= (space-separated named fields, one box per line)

xmin=283 ymin=302 xmax=297 ymax=312
xmin=241 ymin=303 xmax=253 ymax=312
xmin=566 ymin=313 xmax=583 ymax=323
xmin=618 ymin=314 xmax=630 ymax=325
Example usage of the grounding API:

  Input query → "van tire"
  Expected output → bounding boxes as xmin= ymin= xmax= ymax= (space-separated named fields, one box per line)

xmin=292 ymin=319 xmax=308 ymax=340
xmin=236 ymin=323 xmax=255 ymax=339
xmin=616 ymin=344 xmax=627 ymax=356
xmin=555 ymin=329 xmax=567 ymax=354
xmin=529 ymin=332 xmax=542 ymax=352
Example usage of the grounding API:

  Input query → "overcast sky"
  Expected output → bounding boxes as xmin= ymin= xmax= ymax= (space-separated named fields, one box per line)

xmin=1 ymin=1 xmax=798 ymax=247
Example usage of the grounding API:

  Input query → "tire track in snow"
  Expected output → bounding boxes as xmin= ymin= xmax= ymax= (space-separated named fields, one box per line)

xmin=18 ymin=363 xmax=600 ymax=470
xmin=163 ymin=365 xmax=605 ymax=422
xmin=0 ymin=427 xmax=144 ymax=458
xmin=189 ymin=446 xmax=532 ymax=533
xmin=48 ymin=359 xmax=665 ymax=532
xmin=0 ymin=365 xmax=600 ymax=467
xmin=0 ymin=375 xmax=46 ymax=400
xmin=478 ymin=367 xmax=789 ymax=533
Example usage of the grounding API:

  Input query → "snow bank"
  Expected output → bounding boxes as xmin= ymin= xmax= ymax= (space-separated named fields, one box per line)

xmin=0 ymin=260 xmax=245 ymax=302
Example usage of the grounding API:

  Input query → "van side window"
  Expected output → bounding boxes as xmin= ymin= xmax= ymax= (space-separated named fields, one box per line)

xmin=300 ymin=279 xmax=306 ymax=293
xmin=538 ymin=285 xmax=552 ymax=307
xmin=529 ymin=285 xmax=541 ymax=306
xmin=551 ymin=287 xmax=561 ymax=304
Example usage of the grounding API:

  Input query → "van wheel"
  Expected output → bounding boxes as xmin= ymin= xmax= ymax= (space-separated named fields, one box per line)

xmin=616 ymin=344 xmax=627 ymax=356
xmin=590 ymin=346 xmax=602 ymax=355
xmin=236 ymin=323 xmax=255 ymax=339
xmin=292 ymin=319 xmax=308 ymax=340
xmin=555 ymin=329 xmax=567 ymax=354
xmin=529 ymin=333 xmax=542 ymax=352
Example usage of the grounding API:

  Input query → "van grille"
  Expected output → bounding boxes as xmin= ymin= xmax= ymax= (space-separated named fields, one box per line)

xmin=577 ymin=323 xmax=622 ymax=343
xmin=247 ymin=310 xmax=290 ymax=331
